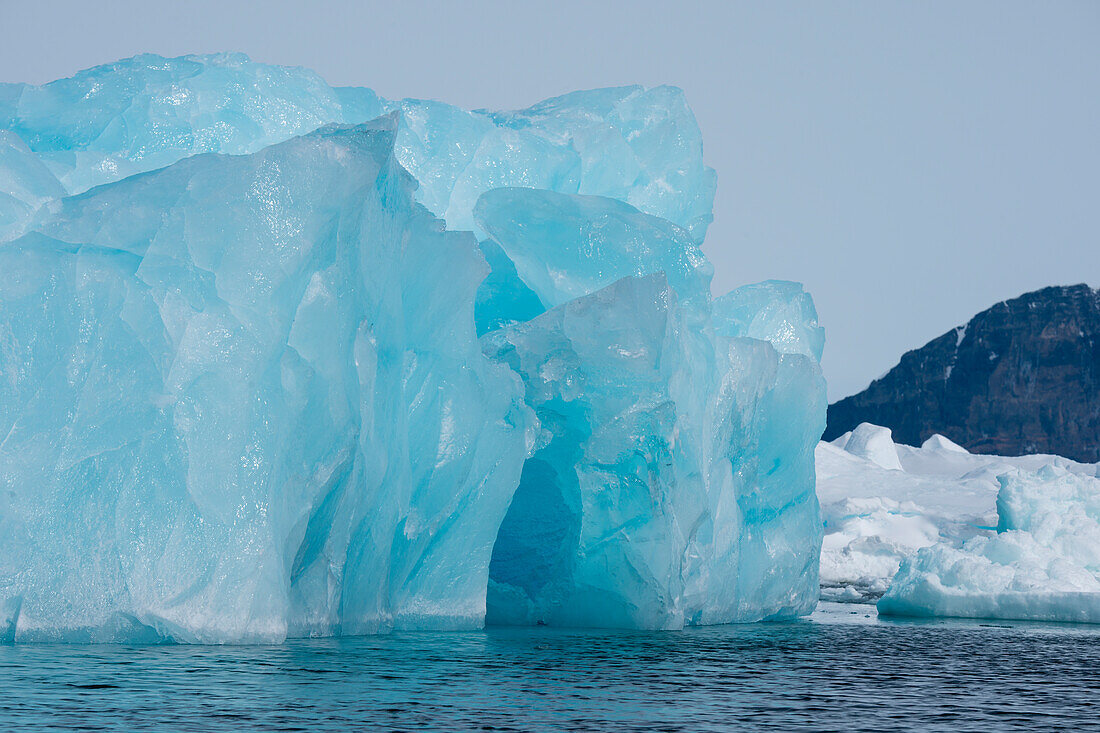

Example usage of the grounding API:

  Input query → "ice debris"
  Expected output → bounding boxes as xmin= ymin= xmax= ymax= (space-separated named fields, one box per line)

xmin=0 ymin=54 xmax=824 ymax=642
xmin=879 ymin=465 xmax=1100 ymax=623
xmin=817 ymin=426 xmax=1100 ymax=603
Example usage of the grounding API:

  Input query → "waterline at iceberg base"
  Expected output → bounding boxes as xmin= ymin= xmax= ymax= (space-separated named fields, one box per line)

xmin=0 ymin=54 xmax=825 ymax=644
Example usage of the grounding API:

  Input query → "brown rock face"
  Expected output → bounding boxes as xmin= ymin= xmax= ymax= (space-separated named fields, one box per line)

xmin=825 ymin=284 xmax=1100 ymax=462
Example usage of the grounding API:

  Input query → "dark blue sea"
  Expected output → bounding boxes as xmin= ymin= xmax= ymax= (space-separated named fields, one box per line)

xmin=2 ymin=603 xmax=1097 ymax=732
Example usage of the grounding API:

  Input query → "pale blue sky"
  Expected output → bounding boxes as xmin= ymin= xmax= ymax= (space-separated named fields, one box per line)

xmin=2 ymin=0 xmax=1097 ymax=399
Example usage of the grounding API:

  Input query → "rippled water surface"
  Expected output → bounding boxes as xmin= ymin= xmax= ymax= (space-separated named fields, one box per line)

xmin=2 ymin=604 xmax=1098 ymax=731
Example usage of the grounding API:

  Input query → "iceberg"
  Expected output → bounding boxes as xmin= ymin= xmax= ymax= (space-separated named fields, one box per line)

xmin=816 ymin=425 xmax=1100 ymax=603
xmin=484 ymin=273 xmax=824 ymax=627
xmin=878 ymin=465 xmax=1100 ymax=623
xmin=0 ymin=54 xmax=825 ymax=642
xmin=479 ymin=195 xmax=824 ymax=628
xmin=1 ymin=53 xmax=714 ymax=241
xmin=0 ymin=120 xmax=533 ymax=642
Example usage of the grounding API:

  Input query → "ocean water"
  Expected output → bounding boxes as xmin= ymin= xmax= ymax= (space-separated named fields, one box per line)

xmin=2 ymin=603 xmax=1098 ymax=732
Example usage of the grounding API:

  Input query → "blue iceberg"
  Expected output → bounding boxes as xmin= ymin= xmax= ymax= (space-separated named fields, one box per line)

xmin=0 ymin=120 xmax=534 ymax=642
xmin=0 ymin=54 xmax=825 ymax=642
xmin=478 ymin=189 xmax=824 ymax=627
xmin=0 ymin=53 xmax=714 ymax=240
xmin=484 ymin=274 xmax=824 ymax=628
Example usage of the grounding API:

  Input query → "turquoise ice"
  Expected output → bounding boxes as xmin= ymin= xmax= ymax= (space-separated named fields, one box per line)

xmin=479 ymin=188 xmax=823 ymax=628
xmin=714 ymin=279 xmax=826 ymax=361
xmin=0 ymin=121 xmax=533 ymax=642
xmin=0 ymin=53 xmax=714 ymax=240
xmin=484 ymin=274 xmax=824 ymax=628
xmin=473 ymin=188 xmax=713 ymax=332
xmin=0 ymin=54 xmax=825 ymax=642
xmin=0 ymin=131 xmax=64 ymax=241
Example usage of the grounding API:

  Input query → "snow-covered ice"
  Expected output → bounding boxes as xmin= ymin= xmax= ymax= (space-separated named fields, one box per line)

xmin=818 ymin=423 xmax=1100 ymax=623
xmin=831 ymin=423 xmax=904 ymax=471
xmin=879 ymin=465 xmax=1100 ymax=623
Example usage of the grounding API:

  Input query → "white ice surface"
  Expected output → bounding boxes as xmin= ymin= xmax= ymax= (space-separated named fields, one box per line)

xmin=879 ymin=465 xmax=1100 ymax=623
xmin=816 ymin=428 xmax=1099 ymax=605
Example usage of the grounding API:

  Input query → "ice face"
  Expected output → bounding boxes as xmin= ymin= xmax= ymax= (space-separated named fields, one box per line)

xmin=0 ymin=54 xmax=826 ymax=642
xmin=484 ymin=272 xmax=824 ymax=628
xmin=0 ymin=131 xmax=64 ymax=241
xmin=0 ymin=121 xmax=533 ymax=643
xmin=473 ymin=188 xmax=713 ymax=332
xmin=713 ymin=280 xmax=825 ymax=361
xmin=878 ymin=465 xmax=1100 ymax=623
xmin=484 ymin=274 xmax=703 ymax=628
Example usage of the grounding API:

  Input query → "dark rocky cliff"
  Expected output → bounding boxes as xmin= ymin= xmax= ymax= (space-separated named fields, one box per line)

xmin=825 ymin=284 xmax=1100 ymax=462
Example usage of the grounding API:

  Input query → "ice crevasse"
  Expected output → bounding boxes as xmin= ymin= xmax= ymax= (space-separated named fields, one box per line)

xmin=0 ymin=54 xmax=825 ymax=643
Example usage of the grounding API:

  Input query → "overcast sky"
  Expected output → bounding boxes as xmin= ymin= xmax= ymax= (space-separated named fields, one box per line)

xmin=2 ymin=0 xmax=1097 ymax=399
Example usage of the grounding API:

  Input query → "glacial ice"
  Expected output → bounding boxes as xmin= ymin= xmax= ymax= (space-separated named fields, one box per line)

xmin=0 ymin=53 xmax=714 ymax=240
xmin=818 ymin=425 xmax=1100 ymax=610
xmin=0 ymin=54 xmax=825 ymax=642
xmin=477 ymin=192 xmax=825 ymax=628
xmin=0 ymin=120 xmax=533 ymax=642
xmin=484 ymin=273 xmax=824 ymax=628
xmin=0 ymin=53 xmax=367 ymax=195
xmin=713 ymin=279 xmax=825 ymax=361
xmin=473 ymin=188 xmax=713 ymax=331
xmin=878 ymin=465 xmax=1100 ymax=623
xmin=0 ymin=131 xmax=64 ymax=241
